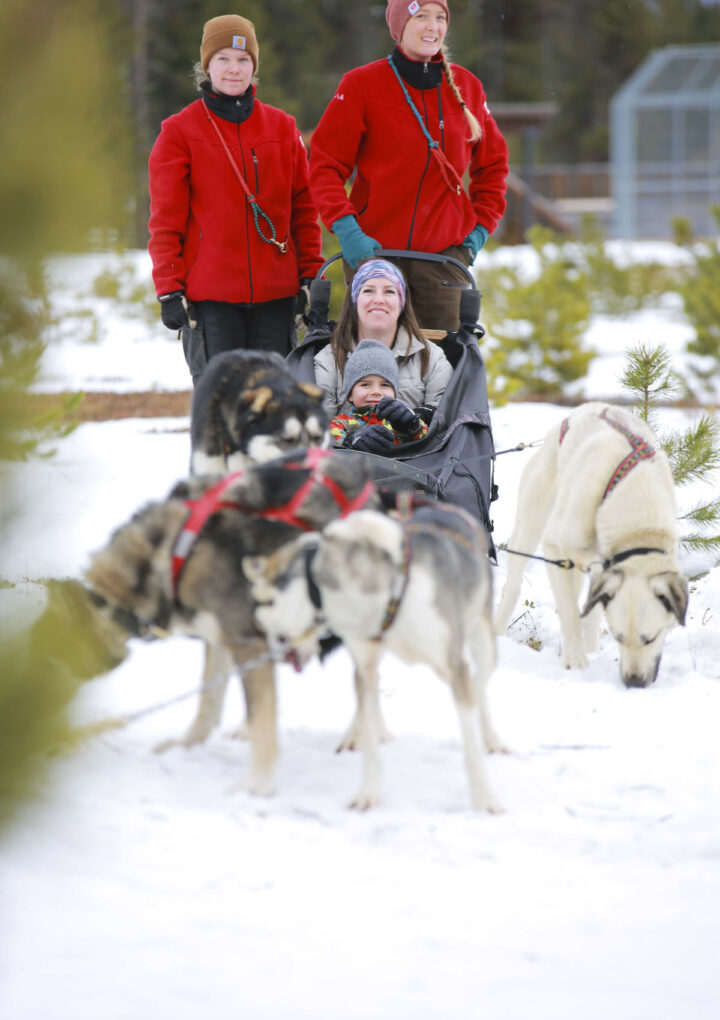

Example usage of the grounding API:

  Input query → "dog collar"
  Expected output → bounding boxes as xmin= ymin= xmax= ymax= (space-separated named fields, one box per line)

xmin=603 ymin=547 xmax=668 ymax=570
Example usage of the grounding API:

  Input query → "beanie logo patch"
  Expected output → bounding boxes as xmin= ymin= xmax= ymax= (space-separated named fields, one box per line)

xmin=408 ymin=1 xmax=420 ymax=14
xmin=231 ymin=35 xmax=247 ymax=50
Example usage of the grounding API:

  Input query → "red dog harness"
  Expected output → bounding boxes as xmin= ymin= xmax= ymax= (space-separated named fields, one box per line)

xmin=171 ymin=448 xmax=376 ymax=593
xmin=558 ymin=408 xmax=656 ymax=503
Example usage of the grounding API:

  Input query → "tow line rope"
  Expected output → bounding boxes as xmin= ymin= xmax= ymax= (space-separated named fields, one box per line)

xmin=64 ymin=645 xmax=276 ymax=746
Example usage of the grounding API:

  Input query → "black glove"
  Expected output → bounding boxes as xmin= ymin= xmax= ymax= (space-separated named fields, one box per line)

xmin=413 ymin=404 xmax=435 ymax=427
xmin=158 ymin=291 xmax=189 ymax=331
xmin=376 ymin=397 xmax=422 ymax=435
xmin=295 ymin=278 xmax=312 ymax=329
xmin=342 ymin=423 xmax=396 ymax=454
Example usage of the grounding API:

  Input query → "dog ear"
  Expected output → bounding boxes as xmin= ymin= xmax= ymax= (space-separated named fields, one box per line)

xmin=650 ymin=571 xmax=689 ymax=626
xmin=298 ymin=382 xmax=323 ymax=400
xmin=581 ymin=569 xmax=623 ymax=617
xmin=242 ymin=386 xmax=273 ymax=415
xmin=242 ymin=555 xmax=269 ymax=583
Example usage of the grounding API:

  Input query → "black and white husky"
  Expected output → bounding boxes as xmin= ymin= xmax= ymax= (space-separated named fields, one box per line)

xmin=190 ymin=349 xmax=328 ymax=475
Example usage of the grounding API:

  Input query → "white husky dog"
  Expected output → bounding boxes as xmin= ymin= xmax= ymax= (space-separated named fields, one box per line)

xmin=244 ymin=502 xmax=505 ymax=812
xmin=494 ymin=402 xmax=688 ymax=687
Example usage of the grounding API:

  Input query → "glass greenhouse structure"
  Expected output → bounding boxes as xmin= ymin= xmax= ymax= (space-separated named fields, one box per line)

xmin=610 ymin=43 xmax=720 ymax=239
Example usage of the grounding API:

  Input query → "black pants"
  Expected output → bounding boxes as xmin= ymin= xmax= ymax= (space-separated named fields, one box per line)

xmin=180 ymin=296 xmax=296 ymax=385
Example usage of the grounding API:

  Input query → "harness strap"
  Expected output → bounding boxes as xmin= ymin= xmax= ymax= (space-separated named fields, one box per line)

xmin=387 ymin=55 xmax=464 ymax=198
xmin=171 ymin=449 xmax=376 ymax=594
xmin=598 ymin=407 xmax=656 ymax=500
xmin=202 ymin=102 xmax=288 ymax=253
xmin=375 ymin=530 xmax=413 ymax=638
xmin=558 ymin=408 xmax=656 ymax=502
xmin=171 ymin=472 xmax=245 ymax=591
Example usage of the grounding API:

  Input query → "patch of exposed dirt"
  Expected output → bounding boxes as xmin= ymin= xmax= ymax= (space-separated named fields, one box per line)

xmin=28 ymin=391 xmax=193 ymax=422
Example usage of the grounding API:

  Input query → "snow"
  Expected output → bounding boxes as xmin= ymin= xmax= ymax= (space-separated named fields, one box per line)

xmin=2 ymin=249 xmax=720 ymax=1020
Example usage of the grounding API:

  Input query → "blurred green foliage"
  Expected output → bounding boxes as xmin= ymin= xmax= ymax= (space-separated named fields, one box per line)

xmin=673 ymin=207 xmax=720 ymax=395
xmin=621 ymin=343 xmax=720 ymax=561
xmin=0 ymin=0 xmax=133 ymax=831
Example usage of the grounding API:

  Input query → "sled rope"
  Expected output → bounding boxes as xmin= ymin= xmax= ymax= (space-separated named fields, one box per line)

xmin=64 ymin=646 xmax=275 ymax=745
xmin=497 ymin=544 xmax=578 ymax=571
xmin=498 ymin=543 xmax=667 ymax=573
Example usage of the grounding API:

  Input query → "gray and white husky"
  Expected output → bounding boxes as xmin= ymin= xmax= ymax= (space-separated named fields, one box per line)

xmin=494 ymin=402 xmax=688 ymax=687
xmin=244 ymin=502 xmax=506 ymax=812
xmin=85 ymin=451 xmax=376 ymax=796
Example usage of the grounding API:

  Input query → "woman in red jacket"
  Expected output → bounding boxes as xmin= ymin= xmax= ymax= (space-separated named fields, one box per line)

xmin=309 ymin=0 xmax=508 ymax=332
xmin=148 ymin=14 xmax=323 ymax=382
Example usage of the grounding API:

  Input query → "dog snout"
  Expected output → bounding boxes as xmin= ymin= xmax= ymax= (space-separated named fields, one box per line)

xmin=621 ymin=656 xmax=660 ymax=689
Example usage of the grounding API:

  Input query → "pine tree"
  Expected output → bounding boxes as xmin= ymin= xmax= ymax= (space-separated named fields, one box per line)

xmin=621 ymin=342 xmax=720 ymax=562
xmin=483 ymin=225 xmax=594 ymax=401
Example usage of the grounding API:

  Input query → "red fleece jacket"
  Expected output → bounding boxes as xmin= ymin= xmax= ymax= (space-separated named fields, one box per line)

xmin=148 ymin=98 xmax=323 ymax=303
xmin=309 ymin=57 xmax=508 ymax=253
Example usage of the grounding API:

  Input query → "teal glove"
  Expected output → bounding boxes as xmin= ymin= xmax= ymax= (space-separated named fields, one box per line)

xmin=332 ymin=215 xmax=380 ymax=269
xmin=462 ymin=225 xmax=489 ymax=260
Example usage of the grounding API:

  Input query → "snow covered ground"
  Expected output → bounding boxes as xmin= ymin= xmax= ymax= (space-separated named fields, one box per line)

xmin=2 ymin=250 xmax=720 ymax=1020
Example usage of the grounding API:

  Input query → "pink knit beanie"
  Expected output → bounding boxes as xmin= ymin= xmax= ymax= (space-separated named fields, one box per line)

xmin=385 ymin=0 xmax=450 ymax=44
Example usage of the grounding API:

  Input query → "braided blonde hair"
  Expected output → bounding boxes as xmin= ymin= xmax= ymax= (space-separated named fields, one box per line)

xmin=439 ymin=47 xmax=482 ymax=143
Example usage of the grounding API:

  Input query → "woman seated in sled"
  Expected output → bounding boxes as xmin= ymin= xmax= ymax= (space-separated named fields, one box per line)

xmin=313 ymin=258 xmax=452 ymax=425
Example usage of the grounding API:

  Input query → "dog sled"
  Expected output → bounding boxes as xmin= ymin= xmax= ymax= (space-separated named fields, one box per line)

xmin=286 ymin=250 xmax=497 ymax=551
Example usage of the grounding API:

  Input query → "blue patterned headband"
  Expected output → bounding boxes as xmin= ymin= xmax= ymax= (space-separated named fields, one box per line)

xmin=350 ymin=259 xmax=407 ymax=309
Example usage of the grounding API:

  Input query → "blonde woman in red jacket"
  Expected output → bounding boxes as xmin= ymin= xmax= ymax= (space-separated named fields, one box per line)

xmin=309 ymin=0 xmax=508 ymax=332
xmin=148 ymin=15 xmax=323 ymax=382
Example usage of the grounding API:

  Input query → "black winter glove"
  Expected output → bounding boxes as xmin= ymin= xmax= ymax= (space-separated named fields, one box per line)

xmin=413 ymin=404 xmax=435 ymax=427
xmin=158 ymin=291 xmax=189 ymax=331
xmin=295 ymin=278 xmax=312 ymax=329
xmin=376 ymin=397 xmax=422 ymax=435
xmin=342 ymin=423 xmax=396 ymax=454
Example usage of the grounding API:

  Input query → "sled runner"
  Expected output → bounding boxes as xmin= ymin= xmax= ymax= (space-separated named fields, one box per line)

xmin=286 ymin=250 xmax=497 ymax=552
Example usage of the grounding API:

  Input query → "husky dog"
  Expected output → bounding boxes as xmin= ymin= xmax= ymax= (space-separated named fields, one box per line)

xmin=190 ymin=349 xmax=328 ymax=475
xmin=244 ymin=502 xmax=505 ymax=812
xmin=85 ymin=450 xmax=376 ymax=795
xmin=189 ymin=349 xmax=329 ymax=747
xmin=494 ymin=402 xmax=688 ymax=687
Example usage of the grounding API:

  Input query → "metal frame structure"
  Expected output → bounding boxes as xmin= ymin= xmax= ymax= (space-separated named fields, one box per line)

xmin=610 ymin=44 xmax=720 ymax=239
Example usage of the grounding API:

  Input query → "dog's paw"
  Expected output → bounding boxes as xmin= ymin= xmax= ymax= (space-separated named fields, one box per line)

xmin=348 ymin=787 xmax=382 ymax=811
xmin=560 ymin=650 xmax=589 ymax=670
xmin=153 ymin=731 xmax=208 ymax=753
xmin=228 ymin=722 xmax=249 ymax=741
xmin=472 ymin=791 xmax=504 ymax=814
xmin=336 ymin=714 xmax=392 ymax=753
xmin=244 ymin=769 xmax=277 ymax=798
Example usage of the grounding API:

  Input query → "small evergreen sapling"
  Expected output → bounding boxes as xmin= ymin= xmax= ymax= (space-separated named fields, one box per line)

xmin=621 ymin=342 xmax=720 ymax=562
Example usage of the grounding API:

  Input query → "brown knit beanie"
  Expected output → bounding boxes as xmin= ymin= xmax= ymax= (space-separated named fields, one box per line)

xmin=385 ymin=0 xmax=450 ymax=44
xmin=200 ymin=15 xmax=259 ymax=73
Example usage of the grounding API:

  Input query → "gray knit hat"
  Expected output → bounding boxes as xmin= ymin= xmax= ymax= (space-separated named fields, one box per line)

xmin=342 ymin=339 xmax=399 ymax=402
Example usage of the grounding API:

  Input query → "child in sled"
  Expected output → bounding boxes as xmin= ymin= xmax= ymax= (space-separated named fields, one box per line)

xmin=330 ymin=339 xmax=429 ymax=453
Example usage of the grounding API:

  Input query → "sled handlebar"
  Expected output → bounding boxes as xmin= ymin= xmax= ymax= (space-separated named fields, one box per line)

xmin=315 ymin=249 xmax=477 ymax=291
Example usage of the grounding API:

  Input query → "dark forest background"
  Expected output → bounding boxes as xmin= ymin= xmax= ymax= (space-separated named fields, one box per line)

xmin=4 ymin=0 xmax=720 ymax=247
